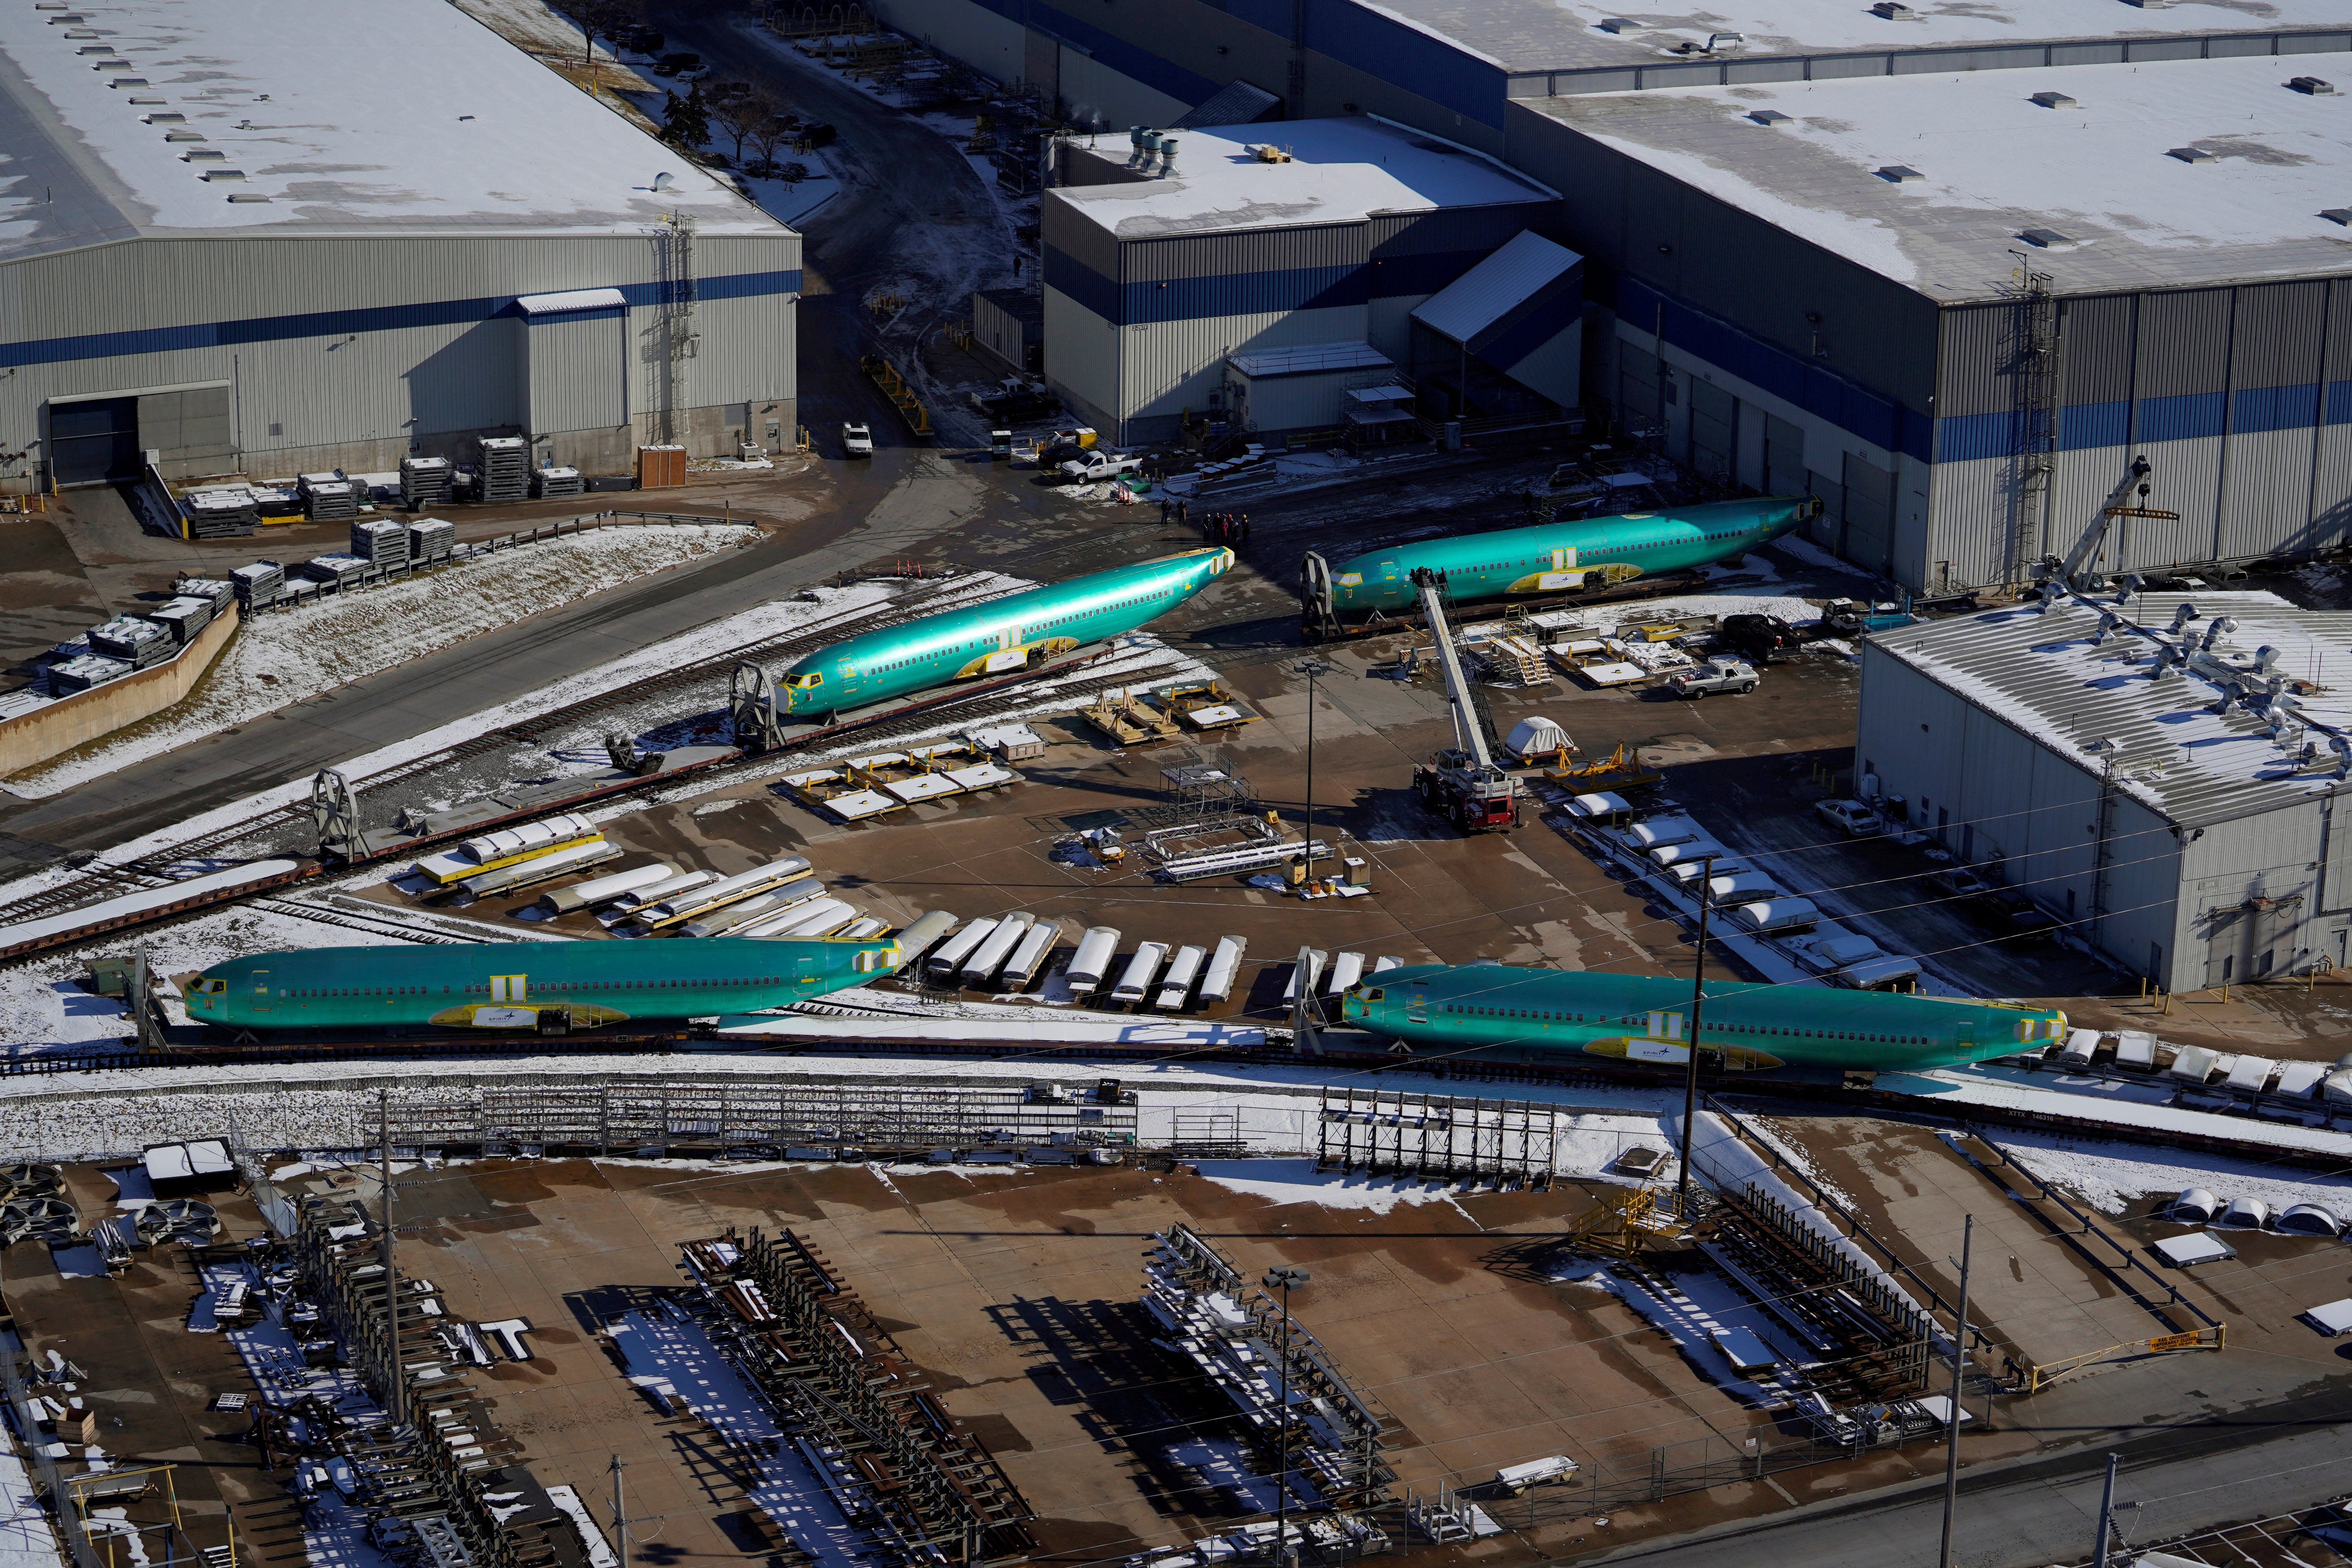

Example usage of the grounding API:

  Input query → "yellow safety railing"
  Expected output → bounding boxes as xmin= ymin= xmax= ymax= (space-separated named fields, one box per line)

xmin=2025 ymin=1324 xmax=2224 ymax=1394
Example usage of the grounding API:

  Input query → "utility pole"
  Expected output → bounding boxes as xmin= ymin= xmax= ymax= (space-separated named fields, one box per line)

xmin=1262 ymin=1267 xmax=1310 ymax=1568
xmin=378 ymin=1090 xmax=402 ymax=1426
xmin=1675 ymin=854 xmax=1719 ymax=1221
xmin=1938 ymin=1214 xmax=1974 ymax=1568
xmin=610 ymin=1455 xmax=628 ymax=1568
xmin=2092 ymin=1452 xmax=2119 ymax=1568
xmin=1293 ymin=659 xmax=1334 ymax=887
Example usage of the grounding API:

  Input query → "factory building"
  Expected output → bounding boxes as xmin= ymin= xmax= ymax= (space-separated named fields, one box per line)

xmin=1855 ymin=592 xmax=2352 ymax=994
xmin=895 ymin=0 xmax=2348 ymax=586
xmin=1042 ymin=119 xmax=1567 ymax=444
xmin=0 ymin=0 xmax=799 ymax=490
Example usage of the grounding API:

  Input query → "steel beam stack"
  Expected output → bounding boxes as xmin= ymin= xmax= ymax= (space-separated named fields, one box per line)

xmin=476 ymin=438 xmax=529 ymax=504
xmin=301 ymin=472 xmax=361 ymax=522
xmin=147 ymin=595 xmax=216 ymax=646
xmin=48 ymin=655 xmax=131 ymax=694
xmin=183 ymin=488 xmax=259 ymax=538
xmin=298 ymin=552 xmax=370 ymax=587
xmin=400 ymin=456 xmax=454 ymax=510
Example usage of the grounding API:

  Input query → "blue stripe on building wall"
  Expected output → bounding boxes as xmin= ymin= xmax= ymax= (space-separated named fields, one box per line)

xmin=1934 ymin=410 xmax=2009 ymax=463
xmin=0 ymin=269 xmax=801 ymax=370
xmin=2234 ymin=383 xmax=2321 ymax=435
xmin=1125 ymin=265 xmax=1365 ymax=323
xmin=2058 ymin=400 xmax=2128 ymax=452
xmin=2332 ymin=381 xmax=2352 ymax=425
xmin=1619 ymin=277 xmax=1928 ymax=463
xmin=1045 ymin=247 xmax=1121 ymax=323
xmin=1305 ymin=0 xmax=1504 ymax=129
xmin=2136 ymin=390 xmax=2225 ymax=443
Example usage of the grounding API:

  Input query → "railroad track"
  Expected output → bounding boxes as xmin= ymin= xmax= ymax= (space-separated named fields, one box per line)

xmin=0 ymin=575 xmax=1012 ymax=929
xmin=246 ymin=897 xmax=481 ymax=946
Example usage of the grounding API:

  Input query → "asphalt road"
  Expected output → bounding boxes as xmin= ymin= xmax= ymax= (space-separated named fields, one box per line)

xmin=1601 ymin=1382 xmax=2352 ymax=1567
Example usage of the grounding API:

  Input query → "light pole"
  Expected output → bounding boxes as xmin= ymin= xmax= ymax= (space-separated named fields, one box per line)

xmin=1939 ymin=1214 xmax=1975 ymax=1568
xmin=1263 ymin=1265 xmax=1310 ymax=1568
xmin=1293 ymin=659 xmax=1335 ymax=887
xmin=1676 ymin=853 xmax=1720 ymax=1221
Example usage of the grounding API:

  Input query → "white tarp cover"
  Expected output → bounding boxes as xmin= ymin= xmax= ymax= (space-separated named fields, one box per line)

xmin=2303 ymin=1298 xmax=2352 ymax=1336
xmin=2153 ymin=1232 xmax=2236 ymax=1267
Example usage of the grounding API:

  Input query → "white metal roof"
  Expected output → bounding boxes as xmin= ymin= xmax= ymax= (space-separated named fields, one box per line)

xmin=514 ymin=288 xmax=630 ymax=315
xmin=1051 ymin=118 xmax=1555 ymax=241
xmin=1529 ymin=55 xmax=2352 ymax=302
xmin=0 ymin=0 xmax=778 ymax=265
xmin=1227 ymin=341 xmax=1393 ymax=377
xmin=1864 ymin=592 xmax=2352 ymax=829
xmin=1410 ymin=230 xmax=1580 ymax=344
xmin=1361 ymin=0 xmax=2349 ymax=78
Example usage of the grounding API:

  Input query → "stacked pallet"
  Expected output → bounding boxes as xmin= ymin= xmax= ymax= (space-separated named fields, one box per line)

xmin=351 ymin=517 xmax=410 ymax=567
xmin=408 ymin=516 xmax=456 ymax=563
xmin=300 ymin=473 xmax=361 ymax=522
xmin=147 ymin=595 xmax=216 ymax=646
xmin=477 ymin=437 xmax=529 ymax=503
xmin=175 ymin=578 xmax=235 ymax=613
xmin=296 ymin=552 xmax=369 ymax=586
xmin=532 ymin=465 xmax=584 ymax=499
xmin=230 ymin=561 xmax=286 ymax=610
xmin=87 ymin=615 xmax=174 ymax=670
xmin=181 ymin=488 xmax=259 ymax=538
xmin=399 ymin=455 xmax=453 ymax=509
xmin=49 ymin=655 xmax=132 ymax=695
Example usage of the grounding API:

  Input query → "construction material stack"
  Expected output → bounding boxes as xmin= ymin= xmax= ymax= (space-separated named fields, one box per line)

xmin=182 ymin=488 xmax=258 ymax=538
xmin=146 ymin=595 xmax=216 ymax=646
xmin=407 ymin=517 xmax=456 ymax=564
xmin=477 ymin=436 xmax=529 ymax=503
xmin=87 ymin=615 xmax=174 ymax=670
xmin=532 ymin=465 xmax=584 ymax=499
xmin=230 ymin=561 xmax=285 ymax=611
xmin=399 ymin=455 xmax=453 ymax=510
xmin=299 ymin=472 xmax=361 ymax=523
xmin=350 ymin=517 xmax=411 ymax=570
xmin=48 ymin=654 xmax=131 ymax=694
xmin=176 ymin=578 xmax=235 ymax=615
xmin=297 ymin=553 xmax=369 ymax=587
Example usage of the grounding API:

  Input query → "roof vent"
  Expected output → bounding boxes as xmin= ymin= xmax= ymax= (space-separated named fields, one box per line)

xmin=2288 ymin=76 xmax=2336 ymax=95
xmin=2323 ymin=208 xmax=2352 ymax=226
xmin=2029 ymin=90 xmax=2076 ymax=109
xmin=1748 ymin=109 xmax=1793 ymax=125
xmin=2169 ymin=602 xmax=2200 ymax=633
xmin=2018 ymin=227 xmax=2082 ymax=249
xmin=225 ymin=192 xmax=270 ymax=203
xmin=164 ymin=129 xmax=202 ymax=142
xmin=2120 ymin=0 xmax=2174 ymax=9
xmin=1869 ymin=2 xmax=1924 ymax=18
xmin=109 ymin=77 xmax=148 ymax=89
xmin=1597 ymin=17 xmax=1643 ymax=31
xmin=142 ymin=111 xmax=185 ymax=123
xmin=74 ymin=44 xmax=111 ymax=54
xmin=2167 ymin=145 xmax=2217 ymax=163
xmin=1876 ymin=164 xmax=1925 ymax=183
xmin=1706 ymin=31 xmax=1744 ymax=49
xmin=183 ymin=149 xmax=226 ymax=162
xmin=200 ymin=169 xmax=245 ymax=182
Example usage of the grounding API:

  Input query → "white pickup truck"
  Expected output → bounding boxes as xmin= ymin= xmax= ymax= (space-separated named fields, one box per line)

xmin=1058 ymin=449 xmax=1145 ymax=482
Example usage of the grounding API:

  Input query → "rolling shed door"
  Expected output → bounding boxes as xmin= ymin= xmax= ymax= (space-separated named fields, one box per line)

xmin=48 ymin=396 xmax=140 ymax=487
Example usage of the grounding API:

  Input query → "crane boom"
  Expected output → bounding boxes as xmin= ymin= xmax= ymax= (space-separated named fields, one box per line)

xmin=1414 ymin=569 xmax=1497 ymax=769
xmin=2054 ymin=454 xmax=2172 ymax=585
xmin=1407 ymin=568 xmax=1517 ymax=834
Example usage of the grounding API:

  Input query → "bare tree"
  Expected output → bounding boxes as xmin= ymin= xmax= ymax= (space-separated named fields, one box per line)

xmin=551 ymin=0 xmax=637 ymax=67
xmin=744 ymin=95 xmax=793 ymax=176
xmin=708 ymin=83 xmax=779 ymax=167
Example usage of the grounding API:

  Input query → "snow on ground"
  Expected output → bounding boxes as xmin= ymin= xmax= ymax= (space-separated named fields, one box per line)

xmin=0 ymin=1447 xmax=51 ymax=1568
xmin=610 ymin=1305 xmax=878 ymax=1568
xmin=1550 ymin=1257 xmax=1811 ymax=1406
xmin=1987 ymin=1127 xmax=2352 ymax=1218
xmin=1194 ymin=1159 xmax=1480 ymax=1215
xmin=451 ymin=0 xmax=620 ymax=61
xmin=5 ymin=525 xmax=756 ymax=801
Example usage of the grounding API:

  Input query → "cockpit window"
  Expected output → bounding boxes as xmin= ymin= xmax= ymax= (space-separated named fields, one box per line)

xmin=788 ymin=673 xmax=824 ymax=689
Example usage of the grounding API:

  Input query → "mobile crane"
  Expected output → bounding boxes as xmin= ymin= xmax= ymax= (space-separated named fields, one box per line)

xmin=2042 ymin=454 xmax=2175 ymax=591
xmin=1408 ymin=568 xmax=1519 ymax=833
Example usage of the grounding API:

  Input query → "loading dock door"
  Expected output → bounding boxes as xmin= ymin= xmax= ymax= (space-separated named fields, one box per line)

xmin=49 ymin=397 xmax=141 ymax=487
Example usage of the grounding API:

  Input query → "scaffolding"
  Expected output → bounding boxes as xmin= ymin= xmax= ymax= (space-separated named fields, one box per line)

xmin=374 ymin=1078 xmax=1138 ymax=1158
xmin=690 ymin=1228 xmax=1035 ymax=1564
xmin=1708 ymin=1183 xmax=1937 ymax=1395
xmin=1314 ymin=1087 xmax=1558 ymax=1189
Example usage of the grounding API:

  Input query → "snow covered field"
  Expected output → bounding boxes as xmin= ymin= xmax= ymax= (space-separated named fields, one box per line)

xmin=1989 ymin=1126 xmax=2352 ymax=1219
xmin=5 ymin=524 xmax=756 ymax=800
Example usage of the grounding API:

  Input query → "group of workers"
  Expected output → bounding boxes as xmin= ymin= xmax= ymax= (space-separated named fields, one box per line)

xmin=1158 ymin=496 xmax=1251 ymax=545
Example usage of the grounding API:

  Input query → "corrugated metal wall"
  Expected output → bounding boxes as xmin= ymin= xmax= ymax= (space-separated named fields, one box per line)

xmin=1 ymin=228 xmax=796 ymax=474
xmin=1042 ymin=284 xmax=1123 ymax=430
xmin=1927 ymin=276 xmax=2352 ymax=588
xmin=523 ymin=313 xmax=629 ymax=436
xmin=1122 ymin=223 xmax=1365 ymax=282
xmin=1121 ymin=303 xmax=1368 ymax=427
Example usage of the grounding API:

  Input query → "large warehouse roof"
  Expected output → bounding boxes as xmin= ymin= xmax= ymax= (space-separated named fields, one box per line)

xmin=1864 ymin=593 xmax=2352 ymax=829
xmin=1531 ymin=56 xmax=2352 ymax=301
xmin=1053 ymin=118 xmax=1555 ymax=241
xmin=0 ymin=0 xmax=774 ymax=264
xmin=1367 ymin=0 xmax=2348 ymax=79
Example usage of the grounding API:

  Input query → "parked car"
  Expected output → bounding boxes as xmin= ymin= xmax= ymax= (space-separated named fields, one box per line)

xmin=1058 ymin=449 xmax=1145 ymax=482
xmin=1668 ymin=655 xmax=1760 ymax=699
xmin=674 ymin=64 xmax=711 ymax=83
xmin=841 ymin=422 xmax=873 ymax=457
xmin=1814 ymin=798 xmax=1884 ymax=837
xmin=1924 ymin=864 xmax=2000 ymax=903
